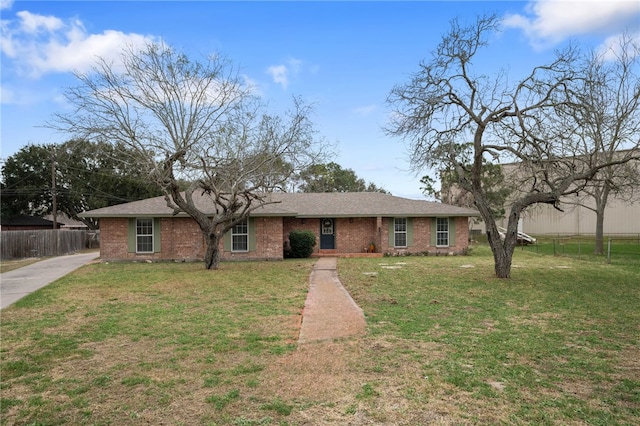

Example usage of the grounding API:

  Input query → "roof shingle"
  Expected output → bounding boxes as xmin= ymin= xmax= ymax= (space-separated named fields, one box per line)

xmin=79 ymin=192 xmax=480 ymax=218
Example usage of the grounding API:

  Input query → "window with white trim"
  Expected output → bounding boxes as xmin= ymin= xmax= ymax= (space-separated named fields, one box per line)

xmin=232 ymin=219 xmax=248 ymax=252
xmin=436 ymin=217 xmax=449 ymax=246
xmin=394 ymin=218 xmax=407 ymax=247
xmin=136 ymin=218 xmax=154 ymax=253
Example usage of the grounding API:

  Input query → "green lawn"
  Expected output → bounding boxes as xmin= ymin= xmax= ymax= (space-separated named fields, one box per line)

xmin=1 ymin=247 xmax=638 ymax=425
xmin=339 ymin=245 xmax=639 ymax=424
xmin=0 ymin=260 xmax=315 ymax=425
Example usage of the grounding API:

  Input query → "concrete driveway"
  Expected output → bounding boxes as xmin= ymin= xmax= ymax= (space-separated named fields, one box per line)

xmin=0 ymin=252 xmax=99 ymax=309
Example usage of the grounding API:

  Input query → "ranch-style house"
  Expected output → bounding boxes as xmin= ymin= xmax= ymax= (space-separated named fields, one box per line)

xmin=80 ymin=192 xmax=480 ymax=261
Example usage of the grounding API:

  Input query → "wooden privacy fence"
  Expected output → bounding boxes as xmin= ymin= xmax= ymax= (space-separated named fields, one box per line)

xmin=1 ymin=230 xmax=88 ymax=260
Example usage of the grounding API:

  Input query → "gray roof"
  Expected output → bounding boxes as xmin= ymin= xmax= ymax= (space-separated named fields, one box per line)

xmin=1 ymin=215 xmax=62 ymax=227
xmin=79 ymin=192 xmax=480 ymax=218
xmin=44 ymin=213 xmax=88 ymax=228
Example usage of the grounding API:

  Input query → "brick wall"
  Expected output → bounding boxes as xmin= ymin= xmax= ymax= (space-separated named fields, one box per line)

xmin=454 ymin=217 xmax=470 ymax=251
xmin=223 ymin=217 xmax=283 ymax=261
xmin=99 ymin=215 xmax=471 ymax=261
xmin=335 ymin=217 xmax=379 ymax=253
xmin=411 ymin=217 xmax=432 ymax=252
xmin=283 ymin=217 xmax=381 ymax=254
xmin=161 ymin=217 xmax=205 ymax=260
xmin=99 ymin=216 xmax=283 ymax=262
xmin=380 ymin=216 xmax=470 ymax=256
xmin=99 ymin=217 xmax=129 ymax=260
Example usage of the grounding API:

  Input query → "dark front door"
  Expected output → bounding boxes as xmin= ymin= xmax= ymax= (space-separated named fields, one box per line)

xmin=320 ymin=218 xmax=335 ymax=249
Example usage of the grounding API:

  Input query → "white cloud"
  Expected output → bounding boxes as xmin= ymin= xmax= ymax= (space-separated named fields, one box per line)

xmin=504 ymin=0 xmax=640 ymax=49
xmin=266 ymin=57 xmax=305 ymax=89
xmin=354 ymin=104 xmax=377 ymax=116
xmin=266 ymin=64 xmax=289 ymax=89
xmin=1 ymin=10 xmax=156 ymax=78
xmin=0 ymin=0 xmax=14 ymax=11
xmin=16 ymin=10 xmax=63 ymax=33
xmin=597 ymin=31 xmax=640 ymax=61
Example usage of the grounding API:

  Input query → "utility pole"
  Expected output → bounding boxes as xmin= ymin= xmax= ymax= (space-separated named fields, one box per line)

xmin=51 ymin=146 xmax=57 ymax=229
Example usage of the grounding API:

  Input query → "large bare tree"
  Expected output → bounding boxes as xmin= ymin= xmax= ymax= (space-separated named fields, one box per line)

xmin=50 ymin=42 xmax=326 ymax=269
xmin=564 ymin=35 xmax=640 ymax=254
xmin=386 ymin=15 xmax=639 ymax=278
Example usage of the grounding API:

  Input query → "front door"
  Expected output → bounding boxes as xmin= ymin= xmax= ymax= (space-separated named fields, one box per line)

xmin=320 ymin=218 xmax=335 ymax=249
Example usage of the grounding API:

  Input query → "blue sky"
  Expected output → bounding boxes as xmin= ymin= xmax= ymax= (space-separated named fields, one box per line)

xmin=1 ymin=1 xmax=639 ymax=199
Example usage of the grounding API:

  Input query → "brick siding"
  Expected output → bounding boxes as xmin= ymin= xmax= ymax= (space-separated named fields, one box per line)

xmin=224 ymin=217 xmax=284 ymax=261
xmin=380 ymin=216 xmax=470 ymax=256
xmin=99 ymin=215 xmax=470 ymax=262
xmin=161 ymin=217 xmax=205 ymax=260
xmin=99 ymin=217 xmax=130 ymax=260
xmin=99 ymin=216 xmax=283 ymax=261
xmin=454 ymin=217 xmax=470 ymax=252
xmin=335 ymin=217 xmax=379 ymax=253
xmin=283 ymin=217 xmax=381 ymax=254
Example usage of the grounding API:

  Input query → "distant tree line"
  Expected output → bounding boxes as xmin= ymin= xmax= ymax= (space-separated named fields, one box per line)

xmin=1 ymin=140 xmax=162 ymax=229
xmin=1 ymin=139 xmax=386 ymax=230
xmin=294 ymin=162 xmax=387 ymax=193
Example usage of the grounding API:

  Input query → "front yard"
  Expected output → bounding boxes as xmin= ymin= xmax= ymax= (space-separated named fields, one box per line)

xmin=1 ymin=246 xmax=638 ymax=424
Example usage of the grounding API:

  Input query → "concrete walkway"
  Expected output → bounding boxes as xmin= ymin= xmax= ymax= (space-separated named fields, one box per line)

xmin=298 ymin=257 xmax=366 ymax=344
xmin=0 ymin=252 xmax=99 ymax=309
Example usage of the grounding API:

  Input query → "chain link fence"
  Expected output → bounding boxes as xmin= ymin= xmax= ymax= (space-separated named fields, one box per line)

xmin=520 ymin=234 xmax=640 ymax=266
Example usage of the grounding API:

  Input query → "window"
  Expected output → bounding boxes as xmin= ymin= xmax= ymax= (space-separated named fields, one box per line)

xmin=436 ymin=217 xmax=449 ymax=246
xmin=232 ymin=219 xmax=248 ymax=252
xmin=322 ymin=219 xmax=333 ymax=235
xmin=394 ymin=218 xmax=407 ymax=247
xmin=136 ymin=218 xmax=153 ymax=253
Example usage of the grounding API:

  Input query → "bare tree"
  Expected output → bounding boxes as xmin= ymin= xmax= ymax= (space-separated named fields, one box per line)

xmin=50 ymin=42 xmax=326 ymax=269
xmin=564 ymin=35 xmax=640 ymax=254
xmin=386 ymin=15 xmax=640 ymax=278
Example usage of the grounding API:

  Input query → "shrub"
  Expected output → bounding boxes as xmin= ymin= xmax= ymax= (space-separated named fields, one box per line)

xmin=286 ymin=230 xmax=316 ymax=258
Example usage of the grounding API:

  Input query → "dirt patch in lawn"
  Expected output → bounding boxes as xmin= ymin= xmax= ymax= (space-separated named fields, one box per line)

xmin=259 ymin=339 xmax=363 ymax=402
xmin=255 ymin=336 xmax=461 ymax=424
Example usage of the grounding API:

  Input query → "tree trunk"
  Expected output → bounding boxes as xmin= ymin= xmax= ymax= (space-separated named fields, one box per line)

xmin=204 ymin=233 xmax=222 ymax=270
xmin=593 ymin=186 xmax=609 ymax=255
xmin=484 ymin=205 xmax=522 ymax=279
xmin=594 ymin=206 xmax=605 ymax=255
xmin=492 ymin=243 xmax=513 ymax=279
xmin=472 ymin=194 xmax=515 ymax=278
xmin=485 ymin=227 xmax=514 ymax=279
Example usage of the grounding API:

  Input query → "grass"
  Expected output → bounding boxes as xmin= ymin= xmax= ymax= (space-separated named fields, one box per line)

xmin=1 ymin=247 xmax=638 ymax=424
xmin=519 ymin=236 xmax=640 ymax=266
xmin=1 ymin=260 xmax=313 ymax=425
xmin=0 ymin=257 xmax=43 ymax=274
xmin=338 ymin=245 xmax=639 ymax=424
